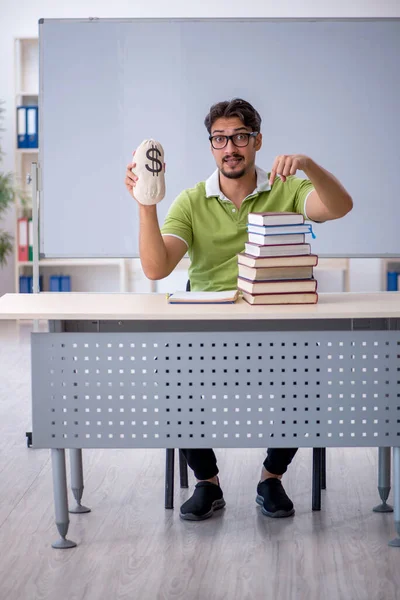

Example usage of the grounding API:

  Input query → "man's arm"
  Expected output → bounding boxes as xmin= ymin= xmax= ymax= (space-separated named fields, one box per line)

xmin=139 ymin=205 xmax=187 ymax=280
xmin=269 ymin=155 xmax=353 ymax=222
xmin=301 ymin=159 xmax=353 ymax=222
xmin=125 ymin=161 xmax=187 ymax=280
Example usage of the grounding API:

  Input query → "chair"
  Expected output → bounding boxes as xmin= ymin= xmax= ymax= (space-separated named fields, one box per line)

xmin=164 ymin=280 xmax=326 ymax=511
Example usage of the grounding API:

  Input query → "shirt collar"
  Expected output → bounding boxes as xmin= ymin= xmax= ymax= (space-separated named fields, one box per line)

xmin=205 ymin=166 xmax=271 ymax=200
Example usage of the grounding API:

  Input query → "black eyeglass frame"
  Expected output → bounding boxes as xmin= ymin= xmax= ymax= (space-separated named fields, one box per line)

xmin=208 ymin=131 xmax=259 ymax=149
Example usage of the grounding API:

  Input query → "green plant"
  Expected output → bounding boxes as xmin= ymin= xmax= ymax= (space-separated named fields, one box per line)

xmin=0 ymin=102 xmax=15 ymax=267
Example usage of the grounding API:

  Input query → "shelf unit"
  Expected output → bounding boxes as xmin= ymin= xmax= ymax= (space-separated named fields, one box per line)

xmin=13 ymin=38 xmax=129 ymax=293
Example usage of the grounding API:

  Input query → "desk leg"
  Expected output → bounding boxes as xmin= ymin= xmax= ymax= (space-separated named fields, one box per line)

xmin=165 ymin=449 xmax=175 ymax=509
xmin=312 ymin=448 xmax=322 ymax=511
xmin=321 ymin=448 xmax=326 ymax=490
xmin=373 ymin=447 xmax=393 ymax=513
xmin=69 ymin=449 xmax=91 ymax=514
xmin=389 ymin=447 xmax=400 ymax=547
xmin=51 ymin=449 xmax=77 ymax=549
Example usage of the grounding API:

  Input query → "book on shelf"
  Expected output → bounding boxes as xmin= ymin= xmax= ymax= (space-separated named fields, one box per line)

xmin=248 ymin=232 xmax=306 ymax=246
xmin=238 ymin=264 xmax=314 ymax=281
xmin=244 ymin=242 xmax=311 ymax=257
xmin=167 ymin=290 xmax=239 ymax=304
xmin=238 ymin=252 xmax=318 ymax=268
xmin=241 ymin=291 xmax=318 ymax=305
xmin=238 ymin=277 xmax=318 ymax=295
xmin=247 ymin=212 xmax=304 ymax=226
xmin=18 ymin=217 xmax=29 ymax=261
xmin=247 ymin=223 xmax=312 ymax=236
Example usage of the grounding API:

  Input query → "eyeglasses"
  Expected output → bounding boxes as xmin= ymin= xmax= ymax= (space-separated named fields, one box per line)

xmin=209 ymin=132 xmax=258 ymax=149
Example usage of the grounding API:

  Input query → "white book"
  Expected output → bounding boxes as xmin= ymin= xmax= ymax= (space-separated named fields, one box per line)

xmin=167 ymin=290 xmax=239 ymax=304
xmin=247 ymin=223 xmax=312 ymax=235
xmin=248 ymin=233 xmax=306 ymax=246
xmin=244 ymin=242 xmax=311 ymax=257
xmin=248 ymin=212 xmax=304 ymax=226
xmin=238 ymin=264 xmax=314 ymax=281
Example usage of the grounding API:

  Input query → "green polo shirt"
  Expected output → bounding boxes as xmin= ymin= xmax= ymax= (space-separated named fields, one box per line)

xmin=161 ymin=166 xmax=315 ymax=292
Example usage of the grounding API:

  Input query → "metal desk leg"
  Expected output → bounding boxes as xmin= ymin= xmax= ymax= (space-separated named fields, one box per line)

xmin=373 ymin=447 xmax=393 ymax=513
xmin=321 ymin=447 xmax=326 ymax=490
xmin=165 ymin=448 xmax=175 ymax=509
xmin=51 ymin=449 xmax=77 ymax=549
xmin=69 ymin=449 xmax=91 ymax=514
xmin=389 ymin=447 xmax=400 ymax=547
xmin=312 ymin=448 xmax=322 ymax=511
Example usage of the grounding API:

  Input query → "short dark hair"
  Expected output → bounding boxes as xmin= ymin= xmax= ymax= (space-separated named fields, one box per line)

xmin=204 ymin=98 xmax=262 ymax=134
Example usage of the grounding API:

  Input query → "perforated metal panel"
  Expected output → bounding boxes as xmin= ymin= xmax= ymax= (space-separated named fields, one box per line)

xmin=31 ymin=330 xmax=400 ymax=449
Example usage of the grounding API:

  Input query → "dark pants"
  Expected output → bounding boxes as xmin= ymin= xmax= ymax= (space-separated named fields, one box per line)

xmin=181 ymin=448 xmax=298 ymax=481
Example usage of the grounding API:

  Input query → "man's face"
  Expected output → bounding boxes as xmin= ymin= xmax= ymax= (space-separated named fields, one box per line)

xmin=210 ymin=116 xmax=262 ymax=180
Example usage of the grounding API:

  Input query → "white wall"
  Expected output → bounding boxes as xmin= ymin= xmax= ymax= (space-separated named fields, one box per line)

xmin=1 ymin=0 xmax=399 ymax=295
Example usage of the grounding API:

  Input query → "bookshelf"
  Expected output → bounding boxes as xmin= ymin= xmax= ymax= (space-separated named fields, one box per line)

xmin=13 ymin=38 xmax=129 ymax=293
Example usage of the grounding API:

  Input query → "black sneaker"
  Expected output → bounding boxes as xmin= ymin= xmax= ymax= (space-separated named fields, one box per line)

xmin=256 ymin=478 xmax=295 ymax=518
xmin=180 ymin=480 xmax=226 ymax=521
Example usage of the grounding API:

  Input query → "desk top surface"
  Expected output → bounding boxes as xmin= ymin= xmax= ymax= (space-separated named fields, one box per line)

xmin=0 ymin=292 xmax=399 ymax=321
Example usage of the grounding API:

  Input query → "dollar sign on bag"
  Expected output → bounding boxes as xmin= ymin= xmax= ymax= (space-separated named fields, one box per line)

xmin=145 ymin=144 xmax=163 ymax=177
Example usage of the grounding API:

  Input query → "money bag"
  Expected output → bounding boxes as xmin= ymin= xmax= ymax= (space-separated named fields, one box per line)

xmin=132 ymin=139 xmax=165 ymax=205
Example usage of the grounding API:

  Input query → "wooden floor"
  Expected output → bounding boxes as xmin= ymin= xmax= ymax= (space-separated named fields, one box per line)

xmin=1 ymin=320 xmax=400 ymax=600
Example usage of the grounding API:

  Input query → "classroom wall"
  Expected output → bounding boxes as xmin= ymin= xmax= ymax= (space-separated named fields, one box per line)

xmin=1 ymin=0 xmax=399 ymax=296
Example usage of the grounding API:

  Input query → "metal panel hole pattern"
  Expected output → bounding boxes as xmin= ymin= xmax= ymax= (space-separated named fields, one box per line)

xmin=31 ymin=332 xmax=400 ymax=448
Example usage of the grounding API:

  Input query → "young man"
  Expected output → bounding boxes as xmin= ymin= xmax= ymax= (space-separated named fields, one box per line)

xmin=125 ymin=98 xmax=353 ymax=521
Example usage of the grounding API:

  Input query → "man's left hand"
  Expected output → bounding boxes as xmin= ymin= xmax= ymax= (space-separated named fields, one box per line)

xmin=269 ymin=154 xmax=311 ymax=186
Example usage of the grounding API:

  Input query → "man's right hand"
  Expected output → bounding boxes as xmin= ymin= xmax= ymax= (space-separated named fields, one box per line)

xmin=125 ymin=152 xmax=139 ymax=200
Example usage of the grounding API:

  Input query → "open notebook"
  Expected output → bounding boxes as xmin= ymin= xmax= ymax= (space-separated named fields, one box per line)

xmin=167 ymin=290 xmax=239 ymax=304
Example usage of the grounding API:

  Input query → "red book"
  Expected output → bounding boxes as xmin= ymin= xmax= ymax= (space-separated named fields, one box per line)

xmin=18 ymin=217 xmax=29 ymax=261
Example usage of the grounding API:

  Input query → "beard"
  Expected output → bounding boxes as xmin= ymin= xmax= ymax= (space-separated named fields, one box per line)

xmin=220 ymin=155 xmax=246 ymax=179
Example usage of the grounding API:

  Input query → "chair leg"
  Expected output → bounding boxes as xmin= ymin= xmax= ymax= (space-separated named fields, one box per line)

xmin=321 ymin=447 xmax=326 ymax=490
xmin=165 ymin=448 xmax=175 ymax=509
xmin=312 ymin=448 xmax=322 ymax=511
xmin=179 ymin=450 xmax=189 ymax=488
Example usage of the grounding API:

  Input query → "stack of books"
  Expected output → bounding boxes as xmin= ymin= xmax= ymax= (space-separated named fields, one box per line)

xmin=238 ymin=212 xmax=318 ymax=305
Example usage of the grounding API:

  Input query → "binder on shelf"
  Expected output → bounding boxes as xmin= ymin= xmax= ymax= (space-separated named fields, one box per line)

xmin=19 ymin=275 xmax=30 ymax=293
xmin=60 ymin=275 xmax=71 ymax=292
xmin=26 ymin=106 xmax=38 ymax=148
xmin=387 ymin=271 xmax=398 ymax=291
xmin=17 ymin=106 xmax=28 ymax=148
xmin=49 ymin=275 xmax=61 ymax=292
xmin=18 ymin=217 xmax=29 ymax=261
xmin=19 ymin=275 xmax=43 ymax=293
xmin=49 ymin=275 xmax=71 ymax=292
xmin=28 ymin=218 xmax=33 ymax=261
xmin=27 ymin=275 xmax=43 ymax=292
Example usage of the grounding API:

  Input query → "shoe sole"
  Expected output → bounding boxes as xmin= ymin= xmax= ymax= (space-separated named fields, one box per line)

xmin=180 ymin=498 xmax=226 ymax=521
xmin=255 ymin=494 xmax=295 ymax=518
